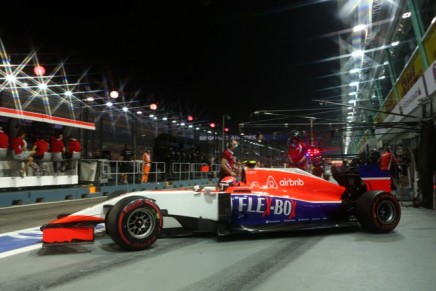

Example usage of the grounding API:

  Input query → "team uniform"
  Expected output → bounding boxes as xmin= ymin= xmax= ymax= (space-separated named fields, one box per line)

xmin=33 ymin=138 xmax=49 ymax=160
xmin=141 ymin=150 xmax=151 ymax=183
xmin=0 ymin=129 xmax=9 ymax=148
xmin=288 ymin=139 xmax=307 ymax=170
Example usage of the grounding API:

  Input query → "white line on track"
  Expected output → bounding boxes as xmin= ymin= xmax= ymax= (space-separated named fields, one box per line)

xmin=0 ymin=243 xmax=42 ymax=259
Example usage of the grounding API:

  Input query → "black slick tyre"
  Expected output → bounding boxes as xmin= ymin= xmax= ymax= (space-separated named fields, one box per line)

xmin=106 ymin=195 xmax=163 ymax=251
xmin=356 ymin=191 xmax=401 ymax=233
xmin=106 ymin=189 xmax=128 ymax=200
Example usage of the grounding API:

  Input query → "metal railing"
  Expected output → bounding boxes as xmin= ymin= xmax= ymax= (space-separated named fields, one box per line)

xmin=80 ymin=159 xmax=219 ymax=186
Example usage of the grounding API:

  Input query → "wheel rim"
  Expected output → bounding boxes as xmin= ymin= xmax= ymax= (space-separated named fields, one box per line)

xmin=126 ymin=207 xmax=156 ymax=239
xmin=376 ymin=200 xmax=397 ymax=224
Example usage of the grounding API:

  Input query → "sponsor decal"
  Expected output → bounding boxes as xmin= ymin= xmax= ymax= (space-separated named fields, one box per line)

xmin=279 ymin=177 xmax=304 ymax=186
xmin=266 ymin=176 xmax=279 ymax=188
xmin=266 ymin=176 xmax=305 ymax=188
xmin=234 ymin=195 xmax=297 ymax=219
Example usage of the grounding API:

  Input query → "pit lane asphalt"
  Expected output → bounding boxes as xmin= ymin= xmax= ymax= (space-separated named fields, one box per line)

xmin=1 ymin=199 xmax=436 ymax=291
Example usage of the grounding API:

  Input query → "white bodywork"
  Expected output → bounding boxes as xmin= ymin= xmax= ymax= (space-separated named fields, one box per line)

xmin=67 ymin=188 xmax=222 ymax=228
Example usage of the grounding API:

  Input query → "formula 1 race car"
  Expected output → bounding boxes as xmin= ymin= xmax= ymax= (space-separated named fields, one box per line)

xmin=41 ymin=164 xmax=401 ymax=251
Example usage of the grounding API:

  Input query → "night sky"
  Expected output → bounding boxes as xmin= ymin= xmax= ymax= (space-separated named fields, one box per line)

xmin=0 ymin=0 xmax=343 ymax=133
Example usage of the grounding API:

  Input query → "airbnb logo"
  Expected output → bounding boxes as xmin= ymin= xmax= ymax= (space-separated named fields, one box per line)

xmin=279 ymin=178 xmax=304 ymax=186
xmin=266 ymin=176 xmax=279 ymax=188
xmin=266 ymin=176 xmax=304 ymax=188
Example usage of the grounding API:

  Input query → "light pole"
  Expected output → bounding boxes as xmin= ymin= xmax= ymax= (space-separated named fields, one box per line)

xmin=309 ymin=117 xmax=315 ymax=146
xmin=222 ymin=114 xmax=230 ymax=152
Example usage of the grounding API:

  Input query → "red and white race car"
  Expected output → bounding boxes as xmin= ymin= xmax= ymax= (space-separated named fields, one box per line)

xmin=41 ymin=164 xmax=401 ymax=251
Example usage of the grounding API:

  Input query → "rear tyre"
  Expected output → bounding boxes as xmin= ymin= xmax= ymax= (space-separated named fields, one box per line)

xmin=356 ymin=191 xmax=401 ymax=233
xmin=106 ymin=195 xmax=163 ymax=251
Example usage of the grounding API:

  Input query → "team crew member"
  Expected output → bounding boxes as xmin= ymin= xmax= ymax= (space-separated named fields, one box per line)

xmin=218 ymin=139 xmax=239 ymax=185
xmin=65 ymin=136 xmax=81 ymax=170
xmin=141 ymin=147 xmax=152 ymax=183
xmin=65 ymin=136 xmax=81 ymax=158
xmin=10 ymin=130 xmax=40 ymax=177
xmin=0 ymin=126 xmax=9 ymax=148
xmin=379 ymin=146 xmax=400 ymax=171
xmin=33 ymin=136 xmax=49 ymax=159
xmin=379 ymin=146 xmax=401 ymax=190
xmin=50 ymin=133 xmax=66 ymax=154
xmin=50 ymin=133 xmax=66 ymax=173
xmin=288 ymin=131 xmax=307 ymax=170
xmin=32 ymin=136 xmax=50 ymax=174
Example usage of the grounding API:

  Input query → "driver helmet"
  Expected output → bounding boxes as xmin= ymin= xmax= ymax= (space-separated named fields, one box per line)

xmin=219 ymin=176 xmax=238 ymax=191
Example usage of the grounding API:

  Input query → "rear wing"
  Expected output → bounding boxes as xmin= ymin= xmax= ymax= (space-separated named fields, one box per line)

xmin=358 ymin=164 xmax=391 ymax=192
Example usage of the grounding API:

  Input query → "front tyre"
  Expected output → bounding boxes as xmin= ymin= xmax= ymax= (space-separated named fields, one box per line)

xmin=356 ymin=191 xmax=401 ymax=233
xmin=106 ymin=195 xmax=163 ymax=251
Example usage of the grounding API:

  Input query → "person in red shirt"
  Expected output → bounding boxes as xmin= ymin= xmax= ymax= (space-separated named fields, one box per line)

xmin=32 ymin=136 xmax=50 ymax=174
xmin=288 ymin=131 xmax=307 ymax=170
xmin=50 ymin=133 xmax=66 ymax=173
xmin=65 ymin=136 xmax=81 ymax=157
xmin=10 ymin=130 xmax=40 ymax=177
xmin=218 ymin=139 xmax=239 ymax=186
xmin=65 ymin=136 xmax=81 ymax=170
xmin=379 ymin=147 xmax=399 ymax=170
xmin=50 ymin=133 xmax=65 ymax=154
xmin=0 ymin=126 xmax=9 ymax=149
xmin=379 ymin=146 xmax=401 ymax=190
xmin=33 ymin=136 xmax=50 ymax=160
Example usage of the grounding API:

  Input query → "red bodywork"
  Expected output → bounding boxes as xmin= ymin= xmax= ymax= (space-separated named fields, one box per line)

xmin=239 ymin=168 xmax=345 ymax=202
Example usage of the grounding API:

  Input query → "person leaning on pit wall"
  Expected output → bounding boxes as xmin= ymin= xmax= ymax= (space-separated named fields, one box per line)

xmin=65 ymin=136 xmax=81 ymax=158
xmin=50 ymin=133 xmax=66 ymax=174
xmin=64 ymin=136 xmax=81 ymax=170
xmin=0 ymin=126 xmax=9 ymax=149
xmin=10 ymin=130 xmax=40 ymax=177
xmin=32 ymin=136 xmax=50 ymax=173
xmin=33 ymin=136 xmax=50 ymax=160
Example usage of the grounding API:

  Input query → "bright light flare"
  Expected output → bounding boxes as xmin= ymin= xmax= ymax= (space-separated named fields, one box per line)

xmin=351 ymin=50 xmax=364 ymax=58
xmin=5 ymin=74 xmax=16 ymax=83
xmin=402 ymin=12 xmax=411 ymax=19
xmin=34 ymin=65 xmax=46 ymax=76
xmin=110 ymin=91 xmax=119 ymax=98
xmin=353 ymin=24 xmax=366 ymax=32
